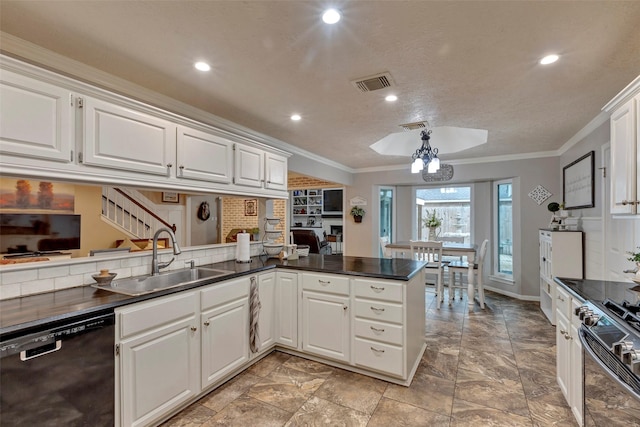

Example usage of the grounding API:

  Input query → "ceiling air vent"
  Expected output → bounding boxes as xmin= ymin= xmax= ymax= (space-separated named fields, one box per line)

xmin=351 ymin=72 xmax=394 ymax=93
xmin=399 ymin=121 xmax=427 ymax=131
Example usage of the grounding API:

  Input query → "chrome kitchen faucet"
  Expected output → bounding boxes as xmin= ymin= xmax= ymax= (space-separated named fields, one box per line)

xmin=151 ymin=227 xmax=182 ymax=275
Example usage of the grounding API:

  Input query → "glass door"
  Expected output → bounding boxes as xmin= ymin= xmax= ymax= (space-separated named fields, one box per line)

xmin=379 ymin=187 xmax=394 ymax=257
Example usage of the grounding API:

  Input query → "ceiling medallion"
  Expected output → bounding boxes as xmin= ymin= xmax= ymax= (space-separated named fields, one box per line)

xmin=422 ymin=164 xmax=454 ymax=182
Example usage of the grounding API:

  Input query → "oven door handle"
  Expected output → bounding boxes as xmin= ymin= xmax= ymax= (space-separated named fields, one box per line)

xmin=579 ymin=326 xmax=640 ymax=401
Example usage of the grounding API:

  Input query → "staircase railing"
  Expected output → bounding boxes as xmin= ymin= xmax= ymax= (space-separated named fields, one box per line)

xmin=101 ymin=187 xmax=176 ymax=239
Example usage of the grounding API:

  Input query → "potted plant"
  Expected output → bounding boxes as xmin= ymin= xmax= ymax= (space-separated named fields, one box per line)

xmin=547 ymin=202 xmax=560 ymax=230
xmin=249 ymin=227 xmax=260 ymax=241
xmin=422 ymin=209 xmax=442 ymax=240
xmin=350 ymin=206 xmax=365 ymax=223
xmin=627 ymin=247 xmax=640 ymax=279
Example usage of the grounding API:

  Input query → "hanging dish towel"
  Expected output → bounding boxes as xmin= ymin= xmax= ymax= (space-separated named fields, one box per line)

xmin=249 ymin=276 xmax=261 ymax=353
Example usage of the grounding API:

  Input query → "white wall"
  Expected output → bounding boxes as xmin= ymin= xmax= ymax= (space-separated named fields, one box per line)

xmin=344 ymin=156 xmax=560 ymax=298
xmin=559 ymin=121 xmax=640 ymax=280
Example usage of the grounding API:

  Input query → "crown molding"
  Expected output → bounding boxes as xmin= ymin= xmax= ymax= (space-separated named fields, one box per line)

xmin=354 ymin=150 xmax=559 ymax=174
xmin=0 ymin=31 xmax=616 ymax=178
xmin=556 ymin=111 xmax=610 ymax=155
xmin=602 ymin=75 xmax=640 ymax=112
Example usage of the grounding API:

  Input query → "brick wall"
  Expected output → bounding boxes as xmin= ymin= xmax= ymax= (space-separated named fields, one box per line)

xmin=288 ymin=176 xmax=339 ymax=190
xmin=221 ymin=198 xmax=287 ymax=244
xmin=221 ymin=197 xmax=259 ymax=242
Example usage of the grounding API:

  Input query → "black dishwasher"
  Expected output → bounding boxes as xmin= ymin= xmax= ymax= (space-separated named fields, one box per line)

xmin=0 ymin=309 xmax=115 ymax=426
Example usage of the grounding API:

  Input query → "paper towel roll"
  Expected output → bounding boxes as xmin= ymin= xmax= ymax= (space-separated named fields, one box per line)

xmin=236 ymin=232 xmax=251 ymax=263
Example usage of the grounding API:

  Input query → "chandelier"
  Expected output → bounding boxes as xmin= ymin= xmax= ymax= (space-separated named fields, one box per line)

xmin=411 ymin=130 xmax=440 ymax=174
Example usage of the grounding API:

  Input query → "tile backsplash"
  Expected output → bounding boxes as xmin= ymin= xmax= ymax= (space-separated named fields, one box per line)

xmin=0 ymin=243 xmax=263 ymax=300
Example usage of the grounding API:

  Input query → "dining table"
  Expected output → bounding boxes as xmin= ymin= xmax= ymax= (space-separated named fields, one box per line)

xmin=385 ymin=241 xmax=478 ymax=310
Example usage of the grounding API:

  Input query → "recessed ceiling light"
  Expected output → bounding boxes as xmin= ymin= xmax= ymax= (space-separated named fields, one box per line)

xmin=291 ymin=114 xmax=301 ymax=121
xmin=194 ymin=61 xmax=211 ymax=71
xmin=322 ymin=9 xmax=341 ymax=24
xmin=539 ymin=54 xmax=559 ymax=65
xmin=385 ymin=95 xmax=398 ymax=102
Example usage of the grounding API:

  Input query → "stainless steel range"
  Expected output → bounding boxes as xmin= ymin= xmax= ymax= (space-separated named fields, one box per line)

xmin=578 ymin=298 xmax=640 ymax=425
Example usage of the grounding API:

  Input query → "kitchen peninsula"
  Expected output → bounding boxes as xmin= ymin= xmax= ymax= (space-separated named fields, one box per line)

xmin=0 ymin=254 xmax=427 ymax=427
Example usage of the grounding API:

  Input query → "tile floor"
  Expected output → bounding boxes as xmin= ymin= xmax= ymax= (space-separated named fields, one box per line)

xmin=161 ymin=289 xmax=576 ymax=427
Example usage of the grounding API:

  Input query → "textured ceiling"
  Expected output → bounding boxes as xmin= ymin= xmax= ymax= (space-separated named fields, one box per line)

xmin=1 ymin=1 xmax=639 ymax=170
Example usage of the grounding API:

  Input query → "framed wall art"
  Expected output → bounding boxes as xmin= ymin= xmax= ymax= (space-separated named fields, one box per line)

xmin=563 ymin=151 xmax=594 ymax=210
xmin=244 ymin=199 xmax=257 ymax=216
xmin=162 ymin=192 xmax=179 ymax=203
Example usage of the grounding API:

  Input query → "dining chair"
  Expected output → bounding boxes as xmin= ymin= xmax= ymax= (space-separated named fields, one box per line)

xmin=447 ymin=239 xmax=488 ymax=308
xmin=437 ymin=235 xmax=465 ymax=263
xmin=410 ymin=240 xmax=446 ymax=309
xmin=379 ymin=236 xmax=392 ymax=258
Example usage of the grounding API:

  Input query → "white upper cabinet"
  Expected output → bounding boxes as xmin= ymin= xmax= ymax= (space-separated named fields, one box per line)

xmin=604 ymin=76 xmax=640 ymax=215
xmin=265 ymin=152 xmax=288 ymax=191
xmin=81 ymin=95 xmax=177 ymax=176
xmin=235 ymin=144 xmax=290 ymax=191
xmin=0 ymin=69 xmax=73 ymax=163
xmin=234 ymin=143 xmax=264 ymax=187
xmin=0 ymin=55 xmax=289 ymax=197
xmin=177 ymin=125 xmax=233 ymax=184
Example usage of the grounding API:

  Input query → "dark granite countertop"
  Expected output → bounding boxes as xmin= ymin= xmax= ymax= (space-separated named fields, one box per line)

xmin=554 ymin=277 xmax=640 ymax=304
xmin=0 ymin=254 xmax=424 ymax=337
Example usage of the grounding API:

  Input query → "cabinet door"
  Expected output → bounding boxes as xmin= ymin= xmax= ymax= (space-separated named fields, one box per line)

xmin=264 ymin=152 xmax=287 ymax=191
xmin=119 ymin=317 xmax=199 ymax=427
xmin=610 ymin=97 xmax=637 ymax=214
xmin=176 ymin=125 xmax=233 ymax=184
xmin=569 ymin=321 xmax=584 ymax=426
xmin=0 ymin=69 xmax=73 ymax=163
xmin=81 ymin=96 xmax=177 ymax=175
xmin=201 ymin=297 xmax=249 ymax=388
xmin=234 ymin=143 xmax=264 ymax=187
xmin=276 ymin=271 xmax=298 ymax=348
xmin=556 ymin=309 xmax=571 ymax=401
xmin=539 ymin=231 xmax=552 ymax=282
xmin=257 ymin=272 xmax=276 ymax=351
xmin=302 ymin=291 xmax=350 ymax=362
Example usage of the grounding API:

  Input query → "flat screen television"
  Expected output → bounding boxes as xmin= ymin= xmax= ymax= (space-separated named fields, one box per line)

xmin=0 ymin=213 xmax=81 ymax=254
xmin=322 ymin=189 xmax=343 ymax=217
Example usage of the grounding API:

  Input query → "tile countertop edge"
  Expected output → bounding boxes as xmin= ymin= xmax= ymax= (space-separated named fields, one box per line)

xmin=1 ymin=255 xmax=424 ymax=336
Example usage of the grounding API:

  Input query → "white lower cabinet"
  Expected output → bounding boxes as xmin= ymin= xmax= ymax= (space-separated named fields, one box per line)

xmin=115 ymin=269 xmax=425 ymax=426
xmin=116 ymin=291 xmax=200 ymax=427
xmin=256 ymin=272 xmax=276 ymax=352
xmin=302 ymin=272 xmax=350 ymax=362
xmin=275 ymin=271 xmax=298 ymax=348
xmin=555 ymin=285 xmax=584 ymax=426
xmin=200 ymin=277 xmax=250 ymax=388
xmin=302 ymin=291 xmax=350 ymax=362
xmin=353 ymin=278 xmax=405 ymax=378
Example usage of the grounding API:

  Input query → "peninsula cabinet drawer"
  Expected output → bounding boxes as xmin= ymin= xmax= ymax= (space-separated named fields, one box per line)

xmin=354 ymin=338 xmax=403 ymax=377
xmin=201 ymin=277 xmax=249 ymax=311
xmin=354 ymin=318 xmax=403 ymax=346
xmin=354 ymin=299 xmax=403 ymax=324
xmin=118 ymin=291 xmax=197 ymax=339
xmin=302 ymin=273 xmax=350 ymax=296
xmin=354 ymin=279 xmax=403 ymax=303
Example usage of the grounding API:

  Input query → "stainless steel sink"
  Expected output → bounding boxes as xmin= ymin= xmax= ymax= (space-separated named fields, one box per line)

xmin=92 ymin=268 xmax=235 ymax=296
